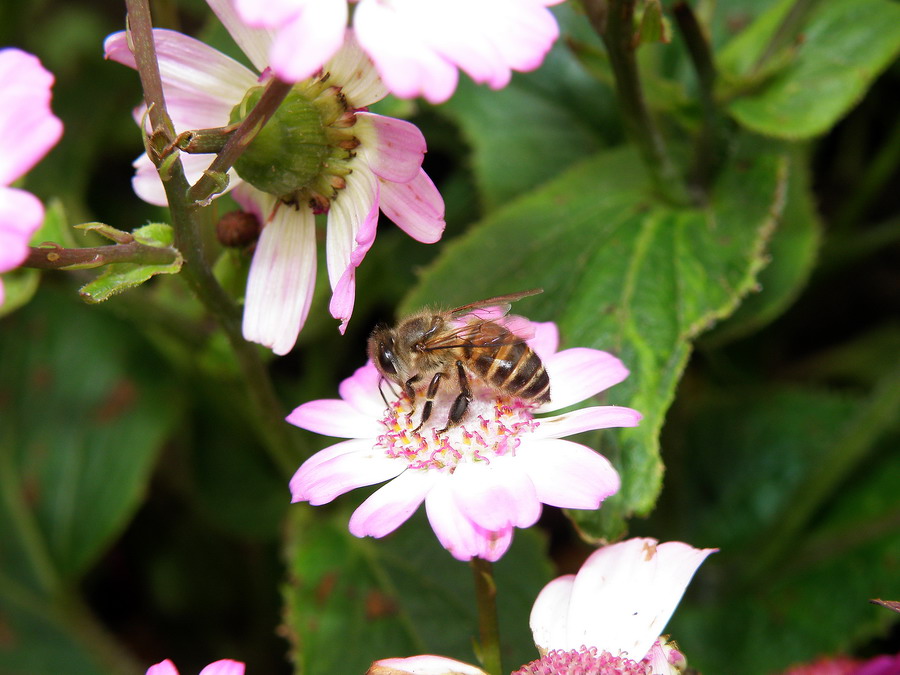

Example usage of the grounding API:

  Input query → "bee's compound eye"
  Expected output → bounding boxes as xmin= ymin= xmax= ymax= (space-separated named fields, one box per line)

xmin=377 ymin=337 xmax=397 ymax=375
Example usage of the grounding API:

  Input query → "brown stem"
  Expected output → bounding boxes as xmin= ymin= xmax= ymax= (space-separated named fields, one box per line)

xmin=23 ymin=242 xmax=178 ymax=270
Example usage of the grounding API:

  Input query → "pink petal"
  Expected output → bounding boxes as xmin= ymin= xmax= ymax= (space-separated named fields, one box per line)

xmin=369 ymin=654 xmax=488 ymax=675
xmin=356 ymin=113 xmax=425 ymax=184
xmin=242 ymin=195 xmax=317 ymax=355
xmin=0 ymin=49 xmax=62 ymax=185
xmin=325 ymin=165 xmax=378 ymax=289
xmin=286 ymin=399 xmax=382 ymax=438
xmin=516 ymin=439 xmax=620 ymax=509
xmin=198 ymin=661 xmax=245 ymax=675
xmin=290 ymin=442 xmax=405 ymax=506
xmin=424 ymin=477 xmax=514 ymax=562
xmin=104 ymin=30 xmax=256 ymax=113
xmin=539 ymin=349 xmax=631 ymax=412
xmin=146 ymin=661 xmax=179 ymax=675
xmin=234 ymin=0 xmax=306 ymax=27
xmin=529 ymin=574 xmax=576 ymax=651
xmin=349 ymin=469 xmax=436 ymax=538
xmin=289 ymin=438 xmax=376 ymax=480
xmin=266 ymin=0 xmax=348 ymax=82
xmin=532 ymin=406 xmax=642 ymax=439
xmin=0 ymin=187 xmax=43 ymax=273
xmin=206 ymin=0 xmax=275 ymax=73
xmin=378 ymin=169 xmax=445 ymax=244
xmin=337 ymin=362 xmax=389 ymax=418
xmin=451 ymin=459 xmax=541 ymax=531
xmin=353 ymin=0 xmax=459 ymax=103
xmin=527 ymin=321 xmax=559 ymax=359
xmin=566 ymin=539 xmax=716 ymax=659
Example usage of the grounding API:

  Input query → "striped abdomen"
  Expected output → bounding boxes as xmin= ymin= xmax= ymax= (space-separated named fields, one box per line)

xmin=458 ymin=341 xmax=550 ymax=403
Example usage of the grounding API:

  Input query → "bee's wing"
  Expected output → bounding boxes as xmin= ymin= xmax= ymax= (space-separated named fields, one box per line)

xmin=421 ymin=319 xmax=523 ymax=351
xmin=447 ymin=289 xmax=541 ymax=317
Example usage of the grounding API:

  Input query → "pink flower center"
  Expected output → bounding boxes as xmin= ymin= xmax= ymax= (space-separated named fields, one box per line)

xmin=375 ymin=387 xmax=539 ymax=472
xmin=512 ymin=647 xmax=654 ymax=675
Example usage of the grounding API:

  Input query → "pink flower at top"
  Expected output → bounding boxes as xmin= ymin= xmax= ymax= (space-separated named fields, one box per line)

xmin=105 ymin=0 xmax=444 ymax=353
xmin=367 ymin=538 xmax=715 ymax=675
xmin=781 ymin=653 xmax=900 ymax=675
xmin=289 ymin=320 xmax=641 ymax=562
xmin=0 ymin=48 xmax=63 ymax=306
xmin=233 ymin=0 xmax=566 ymax=103
xmin=147 ymin=659 xmax=244 ymax=675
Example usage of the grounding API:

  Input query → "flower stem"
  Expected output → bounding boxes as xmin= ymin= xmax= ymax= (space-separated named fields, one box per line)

xmin=752 ymin=0 xmax=821 ymax=75
xmin=123 ymin=0 xmax=299 ymax=477
xmin=471 ymin=557 xmax=502 ymax=675
xmin=583 ymin=0 xmax=688 ymax=204
xmin=672 ymin=1 xmax=722 ymax=201
xmin=23 ymin=240 xmax=178 ymax=269
xmin=186 ymin=76 xmax=294 ymax=206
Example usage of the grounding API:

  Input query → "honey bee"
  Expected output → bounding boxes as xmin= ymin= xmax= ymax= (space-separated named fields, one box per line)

xmin=367 ymin=289 xmax=550 ymax=432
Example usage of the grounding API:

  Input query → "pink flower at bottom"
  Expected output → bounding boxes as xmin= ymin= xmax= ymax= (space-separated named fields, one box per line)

xmin=146 ymin=659 xmax=245 ymax=675
xmin=0 ymin=48 xmax=63 ymax=306
xmin=780 ymin=652 xmax=900 ymax=675
xmin=288 ymin=320 xmax=641 ymax=562
xmin=367 ymin=537 xmax=714 ymax=675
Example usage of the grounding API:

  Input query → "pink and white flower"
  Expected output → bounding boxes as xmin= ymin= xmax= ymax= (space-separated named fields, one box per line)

xmin=233 ymin=0 xmax=566 ymax=103
xmin=367 ymin=538 xmax=715 ymax=675
xmin=147 ymin=659 xmax=244 ymax=675
xmin=0 ymin=48 xmax=63 ymax=306
xmin=524 ymin=538 xmax=716 ymax=675
xmin=105 ymin=0 xmax=444 ymax=353
xmin=289 ymin=320 xmax=641 ymax=562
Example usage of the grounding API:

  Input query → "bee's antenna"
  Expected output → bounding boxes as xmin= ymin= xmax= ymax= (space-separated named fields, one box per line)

xmin=378 ymin=376 xmax=398 ymax=408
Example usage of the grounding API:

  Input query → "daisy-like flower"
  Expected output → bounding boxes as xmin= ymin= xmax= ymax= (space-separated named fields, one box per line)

xmin=233 ymin=0 xmax=566 ymax=103
xmin=0 ymin=48 xmax=63 ymax=306
xmin=368 ymin=538 xmax=715 ymax=675
xmin=147 ymin=659 xmax=244 ymax=675
xmin=289 ymin=319 xmax=641 ymax=562
xmin=104 ymin=0 xmax=444 ymax=353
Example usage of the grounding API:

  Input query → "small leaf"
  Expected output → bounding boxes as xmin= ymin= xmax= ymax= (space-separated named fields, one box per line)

xmin=721 ymin=0 xmax=900 ymax=139
xmin=78 ymin=223 xmax=182 ymax=302
xmin=637 ymin=0 xmax=672 ymax=46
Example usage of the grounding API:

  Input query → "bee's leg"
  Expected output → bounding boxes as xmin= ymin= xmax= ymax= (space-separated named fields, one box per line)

xmin=403 ymin=374 xmax=421 ymax=408
xmin=377 ymin=377 xmax=394 ymax=409
xmin=414 ymin=372 xmax=444 ymax=431
xmin=440 ymin=361 xmax=472 ymax=433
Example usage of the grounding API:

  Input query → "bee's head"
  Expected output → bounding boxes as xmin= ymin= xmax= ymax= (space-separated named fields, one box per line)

xmin=367 ymin=324 xmax=400 ymax=382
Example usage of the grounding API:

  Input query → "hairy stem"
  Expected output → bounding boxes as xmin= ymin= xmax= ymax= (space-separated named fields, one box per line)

xmin=583 ymin=0 xmax=688 ymax=204
xmin=471 ymin=557 xmax=502 ymax=675
xmin=124 ymin=0 xmax=298 ymax=477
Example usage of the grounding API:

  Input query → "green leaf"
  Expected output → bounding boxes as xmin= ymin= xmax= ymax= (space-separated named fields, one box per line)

xmin=637 ymin=0 xmax=672 ymax=46
xmin=402 ymin=139 xmax=787 ymax=540
xmin=438 ymin=13 xmax=617 ymax=211
xmin=283 ymin=508 xmax=551 ymax=675
xmin=0 ymin=288 xmax=180 ymax=673
xmin=702 ymin=147 xmax=821 ymax=345
xmin=78 ymin=223 xmax=183 ymax=303
xmin=667 ymin=378 xmax=900 ymax=674
xmin=721 ymin=0 xmax=900 ymax=139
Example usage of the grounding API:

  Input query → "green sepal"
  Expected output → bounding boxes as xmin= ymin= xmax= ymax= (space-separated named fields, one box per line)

xmin=78 ymin=223 xmax=183 ymax=303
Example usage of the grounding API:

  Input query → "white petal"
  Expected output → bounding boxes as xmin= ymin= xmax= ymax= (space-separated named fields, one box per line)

xmin=326 ymin=29 xmax=388 ymax=106
xmin=355 ymin=113 xmax=425 ymax=184
xmin=451 ymin=459 xmax=541 ymax=531
xmin=529 ymin=574 xmax=575 ymax=651
xmin=531 ymin=406 xmax=642 ymax=439
xmin=538 ymin=348 xmax=630 ymax=412
xmin=286 ymin=399 xmax=382 ymax=438
xmin=206 ymin=0 xmax=276 ymax=73
xmin=516 ymin=439 xmax=620 ymax=509
xmin=424 ymin=476 xmax=483 ymax=562
xmin=268 ymin=0 xmax=348 ymax=82
xmin=369 ymin=654 xmax=487 ymax=675
xmin=290 ymin=442 xmax=405 ymax=506
xmin=325 ymin=163 xmax=378 ymax=288
xmin=565 ymin=539 xmax=716 ymax=659
xmin=242 ymin=196 xmax=317 ymax=355
xmin=349 ymin=469 xmax=437 ymax=538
